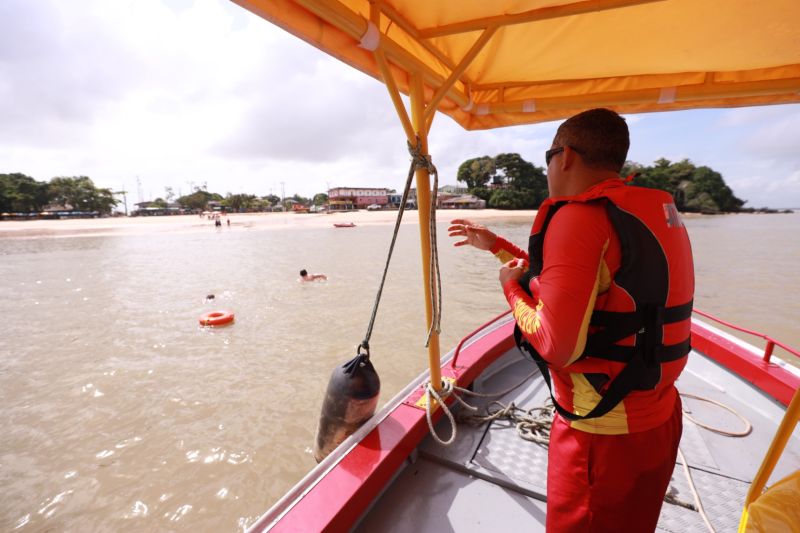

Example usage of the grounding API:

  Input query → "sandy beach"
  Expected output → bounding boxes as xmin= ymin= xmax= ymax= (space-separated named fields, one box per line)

xmin=0 ymin=209 xmax=539 ymax=239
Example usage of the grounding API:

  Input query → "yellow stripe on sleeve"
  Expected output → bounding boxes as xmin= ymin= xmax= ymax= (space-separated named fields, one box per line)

xmin=513 ymin=298 xmax=544 ymax=335
xmin=494 ymin=249 xmax=517 ymax=264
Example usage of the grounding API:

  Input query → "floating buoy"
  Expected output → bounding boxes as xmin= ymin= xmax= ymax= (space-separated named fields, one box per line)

xmin=313 ymin=350 xmax=380 ymax=462
xmin=199 ymin=310 xmax=234 ymax=326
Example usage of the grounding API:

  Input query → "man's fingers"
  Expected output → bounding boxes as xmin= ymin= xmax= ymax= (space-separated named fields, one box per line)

xmin=453 ymin=239 xmax=470 ymax=247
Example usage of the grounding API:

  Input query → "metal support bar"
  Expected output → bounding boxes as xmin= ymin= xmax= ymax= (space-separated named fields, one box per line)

xmin=423 ymin=25 xmax=497 ymax=122
xmin=410 ymin=74 xmax=442 ymax=392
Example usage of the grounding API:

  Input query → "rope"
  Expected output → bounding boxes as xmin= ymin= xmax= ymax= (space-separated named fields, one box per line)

xmin=663 ymin=392 xmax=753 ymax=533
xmin=676 ymin=446 xmax=717 ymax=533
xmin=424 ymin=370 xmax=540 ymax=446
xmin=360 ymin=137 xmax=441 ymax=353
xmin=680 ymin=392 xmax=752 ymax=437
xmin=409 ymin=141 xmax=443 ymax=347
xmin=460 ymin=400 xmax=555 ymax=445
xmin=424 ymin=379 xmax=478 ymax=446
xmin=423 ymin=374 xmax=751 ymax=533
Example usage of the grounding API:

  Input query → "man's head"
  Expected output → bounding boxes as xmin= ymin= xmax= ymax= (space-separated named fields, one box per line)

xmin=551 ymin=108 xmax=629 ymax=173
xmin=299 ymin=269 xmax=308 ymax=277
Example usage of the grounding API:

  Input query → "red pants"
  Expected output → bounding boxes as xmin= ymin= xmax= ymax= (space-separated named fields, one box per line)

xmin=546 ymin=397 xmax=682 ymax=532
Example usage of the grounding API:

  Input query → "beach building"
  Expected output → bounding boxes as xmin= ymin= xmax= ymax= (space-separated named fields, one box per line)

xmin=438 ymin=194 xmax=486 ymax=209
xmin=328 ymin=187 xmax=391 ymax=211
xmin=132 ymin=201 xmax=183 ymax=216
xmin=388 ymin=189 xmax=417 ymax=209
xmin=440 ymin=184 xmax=468 ymax=195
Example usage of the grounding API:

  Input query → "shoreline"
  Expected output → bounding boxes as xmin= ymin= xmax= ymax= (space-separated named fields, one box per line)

xmin=0 ymin=209 xmax=540 ymax=239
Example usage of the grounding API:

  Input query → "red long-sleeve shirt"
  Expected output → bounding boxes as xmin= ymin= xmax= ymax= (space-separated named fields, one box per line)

xmin=493 ymin=180 xmax=690 ymax=434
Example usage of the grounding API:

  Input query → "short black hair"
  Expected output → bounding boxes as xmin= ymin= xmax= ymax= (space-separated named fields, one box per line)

xmin=299 ymin=269 xmax=307 ymax=276
xmin=553 ymin=108 xmax=629 ymax=173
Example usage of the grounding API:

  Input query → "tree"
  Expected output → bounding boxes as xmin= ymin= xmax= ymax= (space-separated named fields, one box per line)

xmin=494 ymin=153 xmax=548 ymax=204
xmin=222 ymin=193 xmax=258 ymax=212
xmin=263 ymin=194 xmax=281 ymax=206
xmin=625 ymin=158 xmax=745 ymax=213
xmin=178 ymin=189 xmax=217 ymax=211
xmin=489 ymin=188 xmax=538 ymax=209
xmin=456 ymin=153 xmax=548 ymax=208
xmin=456 ymin=156 xmax=495 ymax=189
xmin=692 ymin=166 xmax=744 ymax=212
xmin=290 ymin=193 xmax=310 ymax=206
xmin=313 ymin=193 xmax=329 ymax=206
xmin=47 ymin=176 xmax=118 ymax=214
xmin=0 ymin=173 xmax=49 ymax=212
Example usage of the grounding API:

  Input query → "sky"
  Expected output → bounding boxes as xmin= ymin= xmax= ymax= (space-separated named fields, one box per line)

xmin=2 ymin=0 xmax=799 ymax=212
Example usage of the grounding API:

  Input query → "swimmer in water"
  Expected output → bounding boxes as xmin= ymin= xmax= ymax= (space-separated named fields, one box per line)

xmin=299 ymin=269 xmax=327 ymax=282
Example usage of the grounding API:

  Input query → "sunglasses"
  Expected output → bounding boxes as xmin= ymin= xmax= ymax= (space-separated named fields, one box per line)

xmin=545 ymin=145 xmax=583 ymax=166
xmin=545 ymin=146 xmax=564 ymax=166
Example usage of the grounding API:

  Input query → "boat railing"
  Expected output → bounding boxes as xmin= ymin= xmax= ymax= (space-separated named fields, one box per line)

xmin=693 ymin=308 xmax=800 ymax=364
xmin=451 ymin=309 xmax=512 ymax=368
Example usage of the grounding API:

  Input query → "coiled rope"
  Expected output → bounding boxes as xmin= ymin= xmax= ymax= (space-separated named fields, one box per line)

xmin=423 ymin=370 xmax=539 ymax=445
xmin=360 ymin=137 xmax=442 ymax=356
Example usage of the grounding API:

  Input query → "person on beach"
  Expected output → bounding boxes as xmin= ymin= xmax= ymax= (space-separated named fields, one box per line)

xmin=448 ymin=108 xmax=694 ymax=532
xmin=299 ymin=269 xmax=327 ymax=282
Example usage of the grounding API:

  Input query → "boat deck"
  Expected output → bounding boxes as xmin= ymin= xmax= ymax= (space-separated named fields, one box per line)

xmin=355 ymin=346 xmax=800 ymax=532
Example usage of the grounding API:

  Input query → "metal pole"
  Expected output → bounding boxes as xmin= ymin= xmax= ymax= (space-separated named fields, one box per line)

xmin=410 ymin=74 xmax=442 ymax=392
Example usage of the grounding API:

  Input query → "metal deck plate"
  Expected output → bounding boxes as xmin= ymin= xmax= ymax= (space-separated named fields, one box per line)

xmin=659 ymin=467 xmax=750 ymax=532
xmin=358 ymin=347 xmax=799 ymax=531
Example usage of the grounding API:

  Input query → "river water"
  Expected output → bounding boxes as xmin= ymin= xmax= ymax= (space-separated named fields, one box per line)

xmin=1 ymin=212 xmax=798 ymax=532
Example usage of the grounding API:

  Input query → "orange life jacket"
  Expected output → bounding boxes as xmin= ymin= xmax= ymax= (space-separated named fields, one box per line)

xmin=516 ymin=182 xmax=694 ymax=421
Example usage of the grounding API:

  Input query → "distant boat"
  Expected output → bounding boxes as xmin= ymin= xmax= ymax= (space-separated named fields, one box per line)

xmin=333 ymin=222 xmax=356 ymax=228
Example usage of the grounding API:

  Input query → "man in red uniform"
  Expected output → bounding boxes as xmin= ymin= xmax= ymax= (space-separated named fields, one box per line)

xmin=449 ymin=108 xmax=694 ymax=532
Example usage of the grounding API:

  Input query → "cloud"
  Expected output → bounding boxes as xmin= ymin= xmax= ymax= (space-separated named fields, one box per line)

xmin=0 ymin=1 xmax=145 ymax=146
xmin=735 ymin=106 xmax=800 ymax=161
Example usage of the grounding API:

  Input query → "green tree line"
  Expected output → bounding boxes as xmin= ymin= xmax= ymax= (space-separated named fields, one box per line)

xmin=457 ymin=154 xmax=750 ymax=213
xmin=1 ymin=173 xmax=332 ymax=215
xmin=0 ymin=173 xmax=119 ymax=214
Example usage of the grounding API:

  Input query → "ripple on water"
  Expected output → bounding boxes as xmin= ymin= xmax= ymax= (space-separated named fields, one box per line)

xmin=184 ymin=447 xmax=250 ymax=465
xmin=37 ymin=489 xmax=73 ymax=519
xmin=165 ymin=504 xmax=193 ymax=522
xmin=123 ymin=500 xmax=149 ymax=519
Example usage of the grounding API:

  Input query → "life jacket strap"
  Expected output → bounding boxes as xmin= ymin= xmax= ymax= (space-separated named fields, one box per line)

xmin=583 ymin=338 xmax=691 ymax=363
xmin=591 ymin=299 xmax=693 ymax=327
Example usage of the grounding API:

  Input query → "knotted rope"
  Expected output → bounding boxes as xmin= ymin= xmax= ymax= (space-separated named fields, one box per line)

xmin=423 ymin=370 xmax=541 ymax=446
xmin=360 ymin=137 xmax=442 ymax=355
xmin=460 ymin=400 xmax=555 ymax=445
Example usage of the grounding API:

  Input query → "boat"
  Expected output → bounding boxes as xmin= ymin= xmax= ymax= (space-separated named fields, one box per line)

xmin=230 ymin=1 xmax=800 ymax=530
xmin=248 ymin=311 xmax=800 ymax=532
xmin=333 ymin=222 xmax=356 ymax=228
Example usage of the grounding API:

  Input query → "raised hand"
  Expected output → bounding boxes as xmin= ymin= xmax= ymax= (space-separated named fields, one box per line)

xmin=448 ymin=219 xmax=498 ymax=251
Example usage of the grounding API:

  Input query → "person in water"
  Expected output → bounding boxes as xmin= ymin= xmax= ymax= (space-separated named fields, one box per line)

xmin=299 ymin=269 xmax=327 ymax=282
xmin=449 ymin=108 xmax=694 ymax=532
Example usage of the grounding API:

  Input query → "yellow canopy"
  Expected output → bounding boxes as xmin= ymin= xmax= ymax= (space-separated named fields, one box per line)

xmin=233 ymin=0 xmax=800 ymax=130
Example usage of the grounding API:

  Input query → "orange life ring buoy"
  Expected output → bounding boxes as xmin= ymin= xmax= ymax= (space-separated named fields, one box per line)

xmin=199 ymin=310 xmax=235 ymax=326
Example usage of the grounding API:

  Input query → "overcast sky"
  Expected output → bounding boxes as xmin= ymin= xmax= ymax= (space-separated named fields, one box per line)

xmin=2 ymin=0 xmax=799 ymax=211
